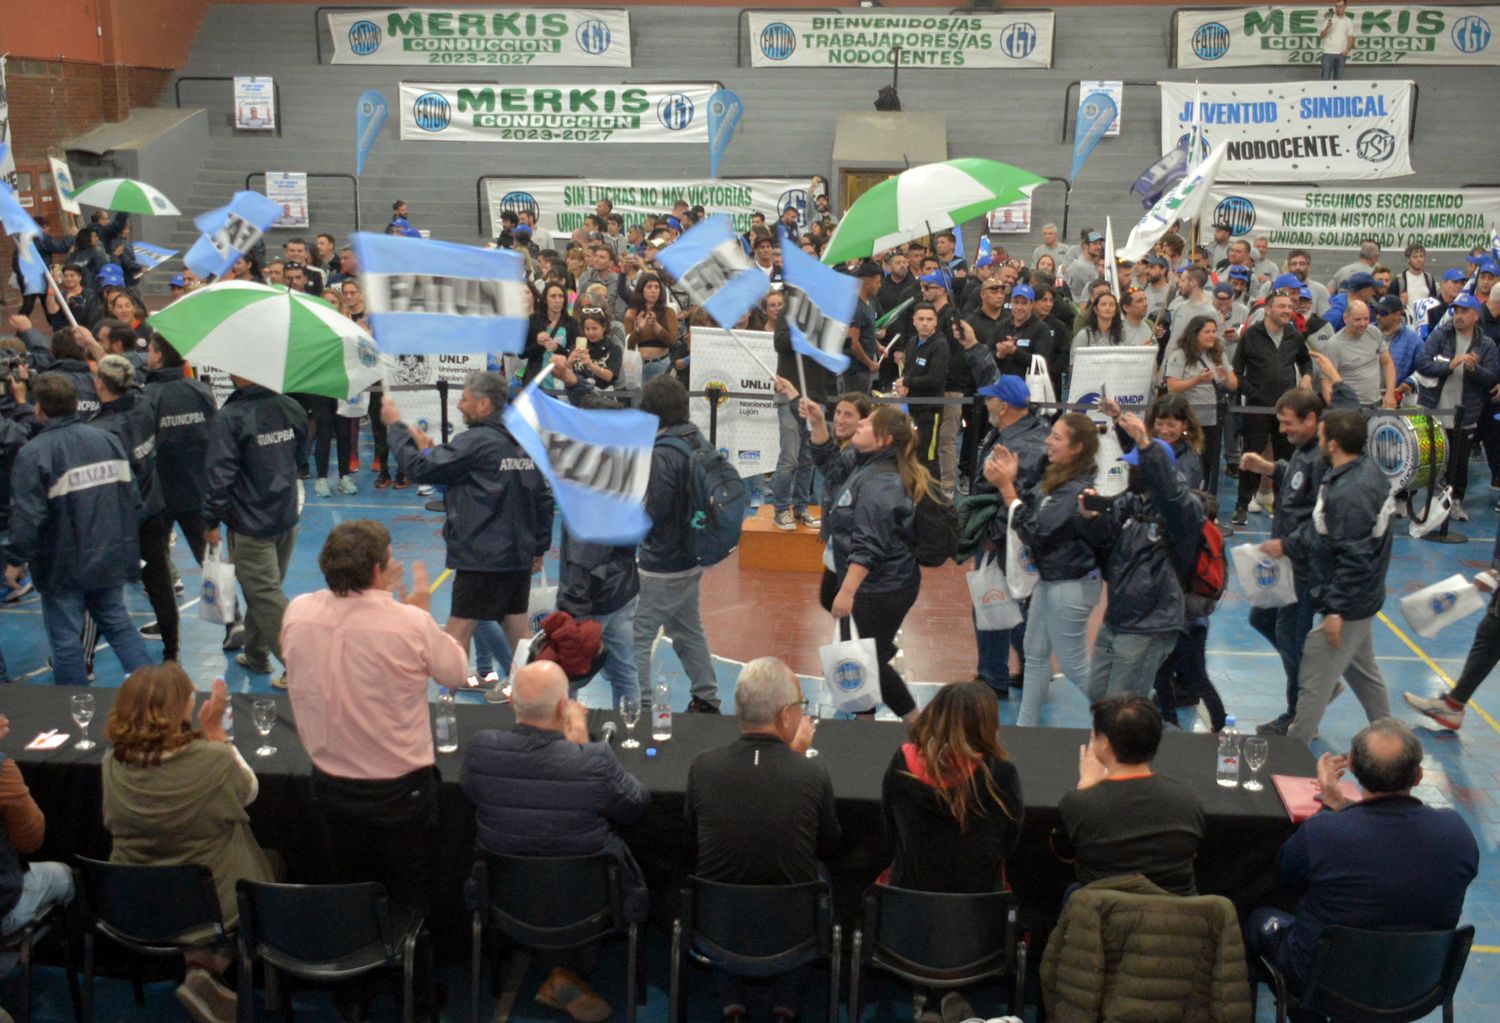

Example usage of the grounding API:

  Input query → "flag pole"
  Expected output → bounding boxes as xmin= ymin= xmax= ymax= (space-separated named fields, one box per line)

xmin=722 ymin=325 xmax=779 ymax=380
xmin=42 ymin=264 xmax=79 ymax=328
xmin=795 ymin=350 xmax=809 ymax=405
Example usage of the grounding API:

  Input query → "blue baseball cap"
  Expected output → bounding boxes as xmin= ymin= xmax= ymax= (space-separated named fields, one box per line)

xmin=1346 ymin=272 xmax=1377 ymax=291
xmin=169 ymin=273 xmax=186 ymax=288
xmin=1272 ymin=273 xmax=1303 ymax=291
xmin=1469 ymin=253 xmax=1486 ymax=264
xmin=1086 ymin=231 xmax=1104 ymax=243
xmin=1375 ymin=294 xmax=1405 ymax=316
xmin=1121 ymin=437 xmax=1177 ymax=467
xmin=1479 ymin=259 xmax=1500 ymax=276
xmin=1143 ymin=255 xmax=1169 ymax=268
xmin=977 ymin=375 xmax=1030 ymax=406
xmin=1213 ymin=283 xmax=1235 ymax=299
xmin=1442 ymin=268 xmax=1468 ymax=282
xmin=97 ymin=263 xmax=125 ymax=287
xmin=1227 ymin=265 xmax=1251 ymax=280
xmin=513 ymin=224 xmax=532 ymax=236
xmin=1011 ymin=283 xmax=1036 ymax=301
xmin=1452 ymin=293 xmax=1484 ymax=312
xmin=1299 ymin=285 xmax=1313 ymax=300
xmin=918 ymin=270 xmax=952 ymax=288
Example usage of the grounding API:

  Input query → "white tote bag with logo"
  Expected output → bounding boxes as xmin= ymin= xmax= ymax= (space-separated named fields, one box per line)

xmin=1004 ymin=501 xmax=1040 ymax=601
xmin=1230 ymin=543 xmax=1297 ymax=609
xmin=1400 ymin=574 xmax=1486 ymax=639
xmin=526 ymin=565 xmax=558 ymax=634
xmin=199 ymin=544 xmax=239 ymax=625
xmin=820 ymin=618 xmax=881 ymax=713
xmin=967 ymin=556 xmax=1024 ymax=632
xmin=1025 ymin=354 xmax=1055 ymax=408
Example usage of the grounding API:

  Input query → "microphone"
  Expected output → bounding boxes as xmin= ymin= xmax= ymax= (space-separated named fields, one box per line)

xmin=600 ymin=721 xmax=618 ymax=744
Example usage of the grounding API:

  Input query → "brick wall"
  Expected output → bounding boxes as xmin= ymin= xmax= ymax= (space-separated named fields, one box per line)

xmin=6 ymin=59 xmax=173 ymax=161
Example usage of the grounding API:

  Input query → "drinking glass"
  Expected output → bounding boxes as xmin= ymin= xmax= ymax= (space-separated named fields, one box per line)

xmin=619 ymin=695 xmax=641 ymax=750
xmin=1243 ymin=737 xmax=1269 ymax=792
xmin=804 ymin=692 xmax=826 ymax=758
xmin=70 ymin=693 xmax=96 ymax=751
xmin=252 ymin=699 xmax=278 ymax=758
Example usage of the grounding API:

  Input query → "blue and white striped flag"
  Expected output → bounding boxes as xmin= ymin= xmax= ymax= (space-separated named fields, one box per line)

xmin=0 ymin=176 xmax=48 ymax=296
xmin=131 ymin=241 xmax=177 ymax=272
xmin=657 ymin=215 xmax=767 ymax=328
xmin=504 ymin=380 xmax=659 ymax=545
xmin=351 ymin=231 xmax=528 ymax=355
xmin=779 ymin=228 xmax=855 ymax=374
xmin=185 ymin=190 xmax=282 ymax=279
xmin=975 ymin=235 xmax=994 ymax=268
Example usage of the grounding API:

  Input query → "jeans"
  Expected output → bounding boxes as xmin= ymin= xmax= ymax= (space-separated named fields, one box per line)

xmin=771 ymin=400 xmax=815 ymax=514
xmin=634 ymin=569 xmax=719 ymax=708
xmin=1453 ymin=596 xmax=1500 ymax=704
xmin=472 ymin=619 xmax=513 ymax=677
xmin=1018 ymin=577 xmax=1100 ymax=726
xmin=575 ymin=595 xmax=640 ymax=704
xmin=1289 ymin=615 xmax=1390 ymax=746
xmin=41 ymin=586 xmax=150 ymax=685
xmin=1087 ymin=624 xmax=1177 ymax=702
xmin=1320 ymin=53 xmax=1346 ymax=79
xmin=0 ymin=861 xmax=74 ymax=935
xmin=1249 ymin=588 xmax=1317 ymax=718
xmin=228 ymin=528 xmax=296 ymax=671
xmin=1237 ymin=413 xmax=1293 ymax=511
xmin=937 ymin=393 xmax=963 ymax=497
xmin=640 ymin=356 xmax=671 ymax=383
xmin=1153 ymin=624 xmax=1226 ymax=731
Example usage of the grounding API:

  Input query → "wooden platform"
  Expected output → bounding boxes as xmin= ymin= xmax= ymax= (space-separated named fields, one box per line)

xmin=737 ymin=505 xmax=826 ymax=573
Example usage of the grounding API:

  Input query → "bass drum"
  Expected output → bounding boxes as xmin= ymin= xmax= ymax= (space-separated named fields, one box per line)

xmin=1367 ymin=412 xmax=1447 ymax=492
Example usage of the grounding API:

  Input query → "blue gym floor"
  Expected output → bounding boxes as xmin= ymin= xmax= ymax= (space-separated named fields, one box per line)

xmin=5 ymin=434 xmax=1500 ymax=1021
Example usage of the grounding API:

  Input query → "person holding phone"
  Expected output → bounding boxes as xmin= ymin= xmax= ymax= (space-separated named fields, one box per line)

xmin=1319 ymin=0 xmax=1356 ymax=80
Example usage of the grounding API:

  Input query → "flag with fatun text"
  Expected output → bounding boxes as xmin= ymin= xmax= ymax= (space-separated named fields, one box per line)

xmin=505 ymin=380 xmax=659 ymax=545
xmin=657 ymin=215 xmax=768 ymax=328
xmin=778 ymin=228 xmax=856 ymax=374
xmin=185 ymin=190 xmax=283 ymax=279
xmin=350 ymin=231 xmax=528 ymax=355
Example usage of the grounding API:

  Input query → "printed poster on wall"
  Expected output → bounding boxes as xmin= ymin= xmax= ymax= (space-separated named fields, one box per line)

xmin=233 ymin=76 xmax=277 ymax=131
xmin=1080 ymin=80 xmax=1123 ymax=136
xmin=1158 ymin=80 xmax=1414 ymax=182
xmin=483 ymin=176 xmax=804 ymax=239
xmin=986 ymin=198 xmax=1032 ymax=234
xmin=399 ymin=82 xmax=714 ymax=143
xmin=689 ymin=327 xmax=780 ymax=479
xmin=328 ymin=8 xmax=632 ymax=67
xmin=265 ymin=172 xmax=309 ymax=229
xmin=1204 ymin=185 xmax=1500 ymax=253
xmin=746 ymin=10 xmax=1054 ymax=68
xmin=1175 ymin=5 xmax=1499 ymax=69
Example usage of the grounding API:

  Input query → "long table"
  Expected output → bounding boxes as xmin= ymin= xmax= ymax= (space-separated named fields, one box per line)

xmin=0 ymin=686 xmax=1315 ymax=959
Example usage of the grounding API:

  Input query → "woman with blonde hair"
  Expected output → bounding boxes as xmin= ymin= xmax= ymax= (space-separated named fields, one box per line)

xmin=102 ymin=664 xmax=275 ymax=1020
xmin=810 ymin=402 xmax=930 ymax=721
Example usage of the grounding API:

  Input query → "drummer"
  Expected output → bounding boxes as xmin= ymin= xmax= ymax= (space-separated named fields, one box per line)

xmin=1241 ymin=350 xmax=1361 ymax=738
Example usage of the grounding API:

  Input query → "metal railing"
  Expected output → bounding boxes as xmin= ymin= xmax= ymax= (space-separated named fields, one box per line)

xmin=243 ymin=172 xmax=363 ymax=232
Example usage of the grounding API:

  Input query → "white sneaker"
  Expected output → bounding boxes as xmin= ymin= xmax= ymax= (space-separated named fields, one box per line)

xmin=1404 ymin=691 xmax=1465 ymax=729
xmin=416 ymin=484 xmax=435 ymax=496
xmin=1451 ymin=504 xmax=1469 ymax=522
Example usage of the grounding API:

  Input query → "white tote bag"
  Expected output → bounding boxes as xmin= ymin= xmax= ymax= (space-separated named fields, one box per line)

xmin=526 ymin=565 xmax=558 ymax=634
xmin=1230 ymin=543 xmax=1297 ymax=609
xmin=1025 ymin=354 xmax=1056 ymax=407
xmin=199 ymin=544 xmax=239 ymax=625
xmin=967 ymin=556 xmax=1024 ymax=632
xmin=1400 ymin=574 xmax=1486 ymax=639
xmin=620 ymin=348 xmax=644 ymax=392
xmin=1004 ymin=501 xmax=1040 ymax=601
xmin=820 ymin=619 xmax=881 ymax=713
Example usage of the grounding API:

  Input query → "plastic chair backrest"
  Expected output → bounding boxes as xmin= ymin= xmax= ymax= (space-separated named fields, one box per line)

xmin=1302 ymin=924 xmax=1474 ymax=1021
xmin=237 ymin=881 xmax=393 ymax=967
xmin=870 ymin=885 xmax=1013 ymax=976
xmin=690 ymin=878 xmax=826 ymax=962
xmin=477 ymin=853 xmax=618 ymax=949
xmin=76 ymin=857 xmax=224 ymax=948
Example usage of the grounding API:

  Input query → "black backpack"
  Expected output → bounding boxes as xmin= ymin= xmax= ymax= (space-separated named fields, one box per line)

xmin=913 ymin=491 xmax=960 ymax=567
xmin=659 ymin=431 xmax=748 ymax=567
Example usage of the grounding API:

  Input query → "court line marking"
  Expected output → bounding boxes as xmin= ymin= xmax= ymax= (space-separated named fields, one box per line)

xmin=429 ymin=568 xmax=452 ymax=594
xmin=1377 ymin=611 xmax=1500 ymax=739
xmin=1473 ymin=945 xmax=1500 ymax=955
xmin=13 ymin=597 xmax=203 ymax=681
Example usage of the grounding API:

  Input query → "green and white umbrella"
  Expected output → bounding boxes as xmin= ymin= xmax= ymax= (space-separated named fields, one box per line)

xmin=821 ymin=158 xmax=1048 ymax=265
xmin=145 ymin=281 xmax=381 ymax=400
xmin=68 ymin=177 xmax=181 ymax=216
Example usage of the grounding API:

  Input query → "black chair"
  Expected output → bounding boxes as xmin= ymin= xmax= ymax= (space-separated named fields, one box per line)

xmin=235 ymin=880 xmax=425 ymax=1023
xmin=74 ymin=857 xmax=225 ymax=1023
xmin=848 ymin=885 xmax=1025 ymax=1023
xmin=1254 ymin=923 xmax=1474 ymax=1023
xmin=1 ymin=897 xmax=82 ymax=1023
xmin=669 ymin=877 xmax=841 ymax=1023
xmin=468 ymin=852 xmax=638 ymax=1023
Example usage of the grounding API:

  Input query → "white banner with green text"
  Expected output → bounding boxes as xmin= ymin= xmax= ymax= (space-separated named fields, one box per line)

xmin=746 ymin=10 xmax=1054 ymax=68
xmin=327 ymin=7 xmax=632 ymax=67
xmin=399 ymin=82 xmax=714 ymax=143
xmin=482 ymin=177 xmax=805 ymax=239
xmin=1203 ymin=185 xmax=1500 ymax=253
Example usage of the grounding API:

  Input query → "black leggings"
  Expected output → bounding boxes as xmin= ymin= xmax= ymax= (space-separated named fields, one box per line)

xmin=368 ymin=391 xmax=391 ymax=474
xmin=1153 ymin=624 xmax=1225 ymax=731
xmin=139 ymin=510 xmax=180 ymax=661
xmin=306 ymin=395 xmax=352 ymax=479
xmin=841 ymin=583 xmax=920 ymax=717
xmin=1236 ymin=412 xmax=1293 ymax=510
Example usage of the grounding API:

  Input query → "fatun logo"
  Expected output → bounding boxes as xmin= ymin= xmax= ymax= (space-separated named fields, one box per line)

xmin=348 ymin=19 xmax=382 ymax=55
xmin=759 ymin=22 xmax=798 ymax=60
xmin=413 ymin=92 xmax=452 ymax=132
xmin=1193 ymin=22 xmax=1231 ymax=61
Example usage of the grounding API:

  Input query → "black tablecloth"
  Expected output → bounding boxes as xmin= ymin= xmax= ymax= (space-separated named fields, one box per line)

xmin=0 ymin=685 xmax=1315 ymax=959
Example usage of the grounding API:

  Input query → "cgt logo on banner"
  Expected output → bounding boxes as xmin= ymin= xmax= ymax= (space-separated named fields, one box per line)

xmin=326 ymin=7 xmax=633 ymax=67
xmin=1158 ymin=80 xmax=1414 ymax=182
xmin=1175 ymin=5 xmax=1498 ymax=68
xmin=1205 ymin=185 xmax=1500 ymax=252
xmin=745 ymin=10 xmax=1054 ymax=68
xmin=399 ymin=82 xmax=714 ymax=143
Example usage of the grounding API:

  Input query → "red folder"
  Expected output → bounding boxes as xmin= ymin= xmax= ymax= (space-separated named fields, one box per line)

xmin=1272 ymin=774 xmax=1362 ymax=823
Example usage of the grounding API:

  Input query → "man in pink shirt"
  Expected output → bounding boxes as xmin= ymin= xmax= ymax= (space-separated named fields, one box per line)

xmin=282 ymin=519 xmax=467 ymax=1020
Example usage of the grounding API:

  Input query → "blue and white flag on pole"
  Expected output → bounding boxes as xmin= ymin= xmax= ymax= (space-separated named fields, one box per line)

xmin=1071 ymin=89 xmax=1119 ymax=182
xmin=975 ymin=235 xmax=994 ymax=269
xmin=0 ymin=177 xmax=48 ymax=296
xmin=657 ymin=215 xmax=767 ymax=328
xmin=131 ymin=241 xmax=178 ymax=272
xmin=185 ymin=190 xmax=282 ymax=279
xmin=706 ymin=88 xmax=743 ymax=179
xmin=351 ymin=231 xmax=528 ymax=355
xmin=778 ymin=228 xmax=856 ymax=374
xmin=355 ymin=90 xmax=388 ymax=177
xmin=505 ymin=380 xmax=659 ymax=545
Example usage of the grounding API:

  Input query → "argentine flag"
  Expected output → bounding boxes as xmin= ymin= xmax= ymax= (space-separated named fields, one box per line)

xmin=504 ymin=381 xmax=659 ymax=545
xmin=351 ymin=231 xmax=528 ymax=355
xmin=0 ymin=171 xmax=49 ymax=297
xmin=657 ymin=215 xmax=767 ymax=328
xmin=185 ymin=190 xmax=283 ymax=279
xmin=779 ymin=229 xmax=856 ymax=374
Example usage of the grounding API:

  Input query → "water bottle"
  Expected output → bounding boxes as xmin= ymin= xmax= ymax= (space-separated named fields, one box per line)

xmin=652 ymin=675 xmax=673 ymax=741
xmin=435 ymin=688 xmax=458 ymax=754
xmin=217 ymin=676 xmax=234 ymax=741
xmin=1216 ymin=716 xmax=1241 ymax=788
